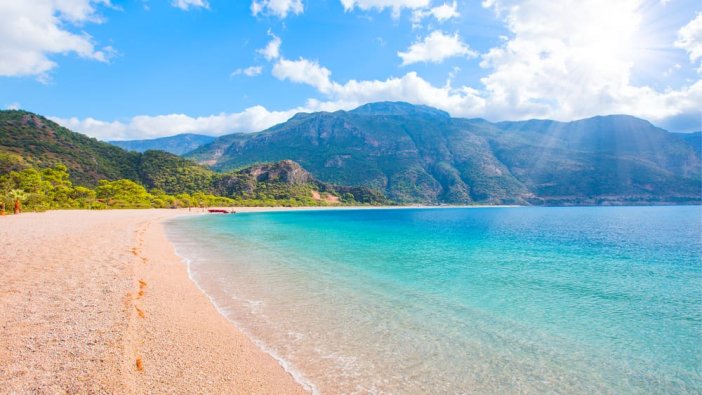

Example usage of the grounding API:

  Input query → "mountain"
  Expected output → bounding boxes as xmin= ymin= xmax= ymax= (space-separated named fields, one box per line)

xmin=675 ymin=131 xmax=701 ymax=155
xmin=489 ymin=115 xmax=701 ymax=204
xmin=187 ymin=103 xmax=530 ymax=204
xmin=0 ymin=110 xmax=141 ymax=185
xmin=187 ymin=103 xmax=701 ymax=205
xmin=0 ymin=110 xmax=384 ymax=205
xmin=109 ymin=133 xmax=215 ymax=155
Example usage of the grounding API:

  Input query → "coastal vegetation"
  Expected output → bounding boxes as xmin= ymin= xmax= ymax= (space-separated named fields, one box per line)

xmin=0 ymin=162 xmax=381 ymax=213
xmin=0 ymin=163 xmax=229 ymax=212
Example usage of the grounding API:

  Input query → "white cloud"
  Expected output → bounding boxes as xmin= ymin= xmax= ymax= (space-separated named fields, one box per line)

xmin=325 ymin=72 xmax=485 ymax=116
xmin=272 ymin=58 xmax=335 ymax=93
xmin=270 ymin=53 xmax=485 ymax=116
xmin=171 ymin=0 xmax=209 ymax=10
xmin=51 ymin=105 xmax=307 ymax=140
xmin=675 ymin=12 xmax=702 ymax=71
xmin=340 ymin=0 xmax=430 ymax=18
xmin=0 ymin=0 xmax=114 ymax=80
xmin=251 ymin=0 xmax=303 ymax=18
xmin=476 ymin=0 xmax=702 ymax=124
xmin=398 ymin=30 xmax=477 ymax=65
xmin=5 ymin=102 xmax=21 ymax=110
xmin=411 ymin=1 xmax=459 ymax=26
xmin=232 ymin=66 xmax=263 ymax=77
xmin=427 ymin=1 xmax=459 ymax=21
xmin=257 ymin=31 xmax=282 ymax=60
xmin=52 ymin=116 xmax=128 ymax=140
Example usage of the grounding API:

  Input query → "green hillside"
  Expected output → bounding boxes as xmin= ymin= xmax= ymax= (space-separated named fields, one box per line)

xmin=0 ymin=110 xmax=385 ymax=207
xmin=0 ymin=110 xmax=141 ymax=185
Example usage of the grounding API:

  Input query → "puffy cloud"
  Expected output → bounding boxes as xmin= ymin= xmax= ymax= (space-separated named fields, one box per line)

xmin=257 ymin=31 xmax=282 ymax=60
xmin=251 ymin=0 xmax=303 ymax=18
xmin=51 ymin=105 xmax=307 ymax=140
xmin=340 ymin=0 xmax=430 ymax=18
xmin=0 ymin=0 xmax=114 ymax=79
xmin=232 ymin=66 xmax=263 ymax=77
xmin=270 ymin=53 xmax=485 ymax=116
xmin=477 ymin=0 xmax=702 ymax=124
xmin=325 ymin=72 xmax=485 ymax=116
xmin=411 ymin=1 xmax=459 ymax=26
xmin=426 ymin=1 xmax=459 ymax=21
xmin=398 ymin=30 xmax=477 ymax=65
xmin=675 ymin=12 xmax=702 ymax=71
xmin=272 ymin=57 xmax=335 ymax=93
xmin=52 ymin=116 xmax=128 ymax=140
xmin=171 ymin=0 xmax=209 ymax=10
xmin=5 ymin=102 xmax=21 ymax=110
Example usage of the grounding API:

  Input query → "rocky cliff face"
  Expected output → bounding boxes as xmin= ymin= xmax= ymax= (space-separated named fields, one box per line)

xmin=239 ymin=160 xmax=313 ymax=185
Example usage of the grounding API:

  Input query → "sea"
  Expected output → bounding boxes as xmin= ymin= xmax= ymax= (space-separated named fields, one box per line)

xmin=165 ymin=206 xmax=702 ymax=394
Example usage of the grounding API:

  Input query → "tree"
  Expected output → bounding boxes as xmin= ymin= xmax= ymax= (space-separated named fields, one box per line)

xmin=95 ymin=179 xmax=152 ymax=208
xmin=41 ymin=164 xmax=73 ymax=208
xmin=341 ymin=193 xmax=355 ymax=204
xmin=71 ymin=186 xmax=96 ymax=209
xmin=175 ymin=193 xmax=194 ymax=208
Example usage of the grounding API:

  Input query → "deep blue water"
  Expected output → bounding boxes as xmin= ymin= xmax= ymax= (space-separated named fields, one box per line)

xmin=166 ymin=206 xmax=702 ymax=394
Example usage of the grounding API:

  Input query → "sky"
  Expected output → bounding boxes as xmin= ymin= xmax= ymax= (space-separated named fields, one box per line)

xmin=0 ymin=0 xmax=701 ymax=140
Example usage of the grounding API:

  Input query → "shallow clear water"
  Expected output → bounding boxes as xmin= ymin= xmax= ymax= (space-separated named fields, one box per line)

xmin=166 ymin=206 xmax=702 ymax=394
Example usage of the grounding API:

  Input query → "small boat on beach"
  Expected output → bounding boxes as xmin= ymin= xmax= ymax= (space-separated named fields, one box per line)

xmin=207 ymin=209 xmax=235 ymax=214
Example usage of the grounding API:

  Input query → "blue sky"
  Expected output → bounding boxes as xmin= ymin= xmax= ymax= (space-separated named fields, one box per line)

xmin=0 ymin=0 xmax=700 ymax=139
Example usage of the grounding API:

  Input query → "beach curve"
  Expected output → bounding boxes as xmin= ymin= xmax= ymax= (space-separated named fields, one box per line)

xmin=0 ymin=209 xmax=307 ymax=394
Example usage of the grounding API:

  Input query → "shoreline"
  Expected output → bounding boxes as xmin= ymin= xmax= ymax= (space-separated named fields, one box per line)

xmin=0 ymin=209 xmax=308 ymax=393
xmin=167 ymin=231 xmax=319 ymax=394
xmin=202 ymin=204 xmax=522 ymax=214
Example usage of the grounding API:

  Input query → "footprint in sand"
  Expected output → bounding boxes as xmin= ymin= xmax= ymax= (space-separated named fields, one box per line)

xmin=136 ymin=280 xmax=147 ymax=298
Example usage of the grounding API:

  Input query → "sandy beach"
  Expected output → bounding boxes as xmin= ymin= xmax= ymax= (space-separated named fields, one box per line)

xmin=0 ymin=209 xmax=307 ymax=394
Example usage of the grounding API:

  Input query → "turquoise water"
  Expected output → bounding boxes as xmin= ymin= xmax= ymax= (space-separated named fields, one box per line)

xmin=166 ymin=206 xmax=702 ymax=394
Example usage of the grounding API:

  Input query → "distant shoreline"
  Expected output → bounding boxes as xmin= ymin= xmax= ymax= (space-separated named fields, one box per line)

xmin=200 ymin=204 xmax=522 ymax=213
